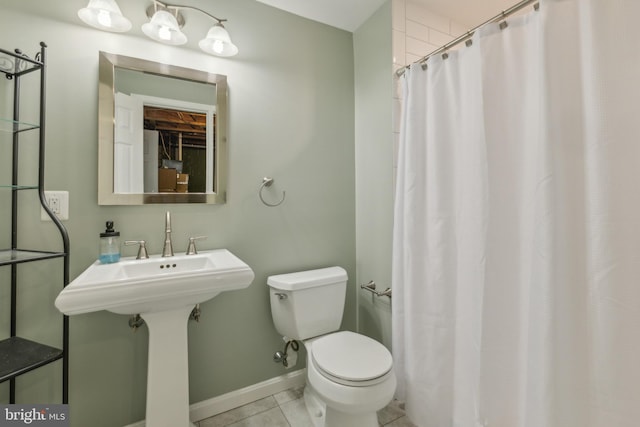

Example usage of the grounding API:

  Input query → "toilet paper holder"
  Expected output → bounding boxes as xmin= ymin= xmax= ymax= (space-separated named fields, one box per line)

xmin=360 ymin=281 xmax=392 ymax=298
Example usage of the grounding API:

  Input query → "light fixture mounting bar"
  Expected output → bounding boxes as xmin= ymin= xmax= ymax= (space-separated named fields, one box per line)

xmin=152 ymin=0 xmax=227 ymax=24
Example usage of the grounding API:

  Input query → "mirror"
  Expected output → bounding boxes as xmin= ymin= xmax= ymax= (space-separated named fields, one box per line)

xmin=98 ymin=51 xmax=227 ymax=204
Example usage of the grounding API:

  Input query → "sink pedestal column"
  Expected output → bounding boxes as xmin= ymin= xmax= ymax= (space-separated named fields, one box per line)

xmin=141 ymin=306 xmax=196 ymax=427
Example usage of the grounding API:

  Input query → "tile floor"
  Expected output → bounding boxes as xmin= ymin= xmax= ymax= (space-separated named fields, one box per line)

xmin=196 ymin=385 xmax=417 ymax=427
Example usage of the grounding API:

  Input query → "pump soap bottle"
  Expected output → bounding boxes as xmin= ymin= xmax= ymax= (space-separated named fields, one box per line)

xmin=99 ymin=221 xmax=121 ymax=264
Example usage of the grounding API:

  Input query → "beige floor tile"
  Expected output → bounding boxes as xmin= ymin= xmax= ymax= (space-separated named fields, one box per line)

xmin=280 ymin=397 xmax=315 ymax=427
xmin=378 ymin=399 xmax=407 ymax=425
xmin=384 ymin=415 xmax=418 ymax=427
xmin=273 ymin=385 xmax=305 ymax=406
xmin=226 ymin=407 xmax=290 ymax=427
xmin=196 ymin=386 xmax=412 ymax=427
xmin=199 ymin=396 xmax=278 ymax=427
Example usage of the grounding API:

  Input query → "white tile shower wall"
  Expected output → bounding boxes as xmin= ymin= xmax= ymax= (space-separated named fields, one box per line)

xmin=391 ymin=0 xmax=467 ymax=178
xmin=394 ymin=0 xmax=467 ymax=66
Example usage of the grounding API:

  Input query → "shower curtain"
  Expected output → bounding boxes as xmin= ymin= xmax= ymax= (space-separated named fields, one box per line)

xmin=392 ymin=1 xmax=640 ymax=426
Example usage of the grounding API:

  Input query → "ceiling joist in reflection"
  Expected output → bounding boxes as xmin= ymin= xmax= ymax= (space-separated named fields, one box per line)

xmin=144 ymin=107 xmax=207 ymax=139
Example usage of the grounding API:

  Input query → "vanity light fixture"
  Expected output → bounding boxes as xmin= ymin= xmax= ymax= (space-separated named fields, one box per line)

xmin=78 ymin=0 xmax=132 ymax=32
xmin=77 ymin=0 xmax=239 ymax=57
xmin=144 ymin=0 xmax=238 ymax=56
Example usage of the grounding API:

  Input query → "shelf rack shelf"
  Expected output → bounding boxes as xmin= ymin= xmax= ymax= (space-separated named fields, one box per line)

xmin=0 ymin=48 xmax=43 ymax=77
xmin=0 ymin=117 xmax=39 ymax=133
xmin=0 ymin=249 xmax=66 ymax=266
xmin=0 ymin=42 xmax=69 ymax=404
xmin=0 ymin=337 xmax=64 ymax=383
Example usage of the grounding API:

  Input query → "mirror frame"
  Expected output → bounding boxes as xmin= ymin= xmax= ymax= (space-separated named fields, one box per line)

xmin=98 ymin=51 xmax=228 ymax=204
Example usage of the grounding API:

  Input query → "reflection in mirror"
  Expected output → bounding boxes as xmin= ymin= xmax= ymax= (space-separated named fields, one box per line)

xmin=142 ymin=106 xmax=210 ymax=193
xmin=98 ymin=51 xmax=227 ymax=205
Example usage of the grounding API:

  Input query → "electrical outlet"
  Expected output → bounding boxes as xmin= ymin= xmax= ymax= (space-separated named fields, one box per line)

xmin=41 ymin=191 xmax=69 ymax=221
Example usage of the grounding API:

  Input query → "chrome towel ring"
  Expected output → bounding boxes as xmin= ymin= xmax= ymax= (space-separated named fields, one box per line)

xmin=259 ymin=177 xmax=286 ymax=207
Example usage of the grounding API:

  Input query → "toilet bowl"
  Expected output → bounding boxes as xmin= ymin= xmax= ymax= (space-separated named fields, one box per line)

xmin=267 ymin=267 xmax=396 ymax=427
xmin=304 ymin=331 xmax=396 ymax=426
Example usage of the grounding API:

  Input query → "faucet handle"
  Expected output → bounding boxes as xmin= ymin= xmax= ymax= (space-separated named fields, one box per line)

xmin=125 ymin=240 xmax=149 ymax=260
xmin=186 ymin=236 xmax=207 ymax=255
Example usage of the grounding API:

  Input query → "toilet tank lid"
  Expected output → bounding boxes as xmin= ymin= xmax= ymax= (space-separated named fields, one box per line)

xmin=267 ymin=266 xmax=347 ymax=291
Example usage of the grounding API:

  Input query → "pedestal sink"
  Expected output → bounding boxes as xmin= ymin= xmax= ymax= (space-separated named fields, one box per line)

xmin=55 ymin=249 xmax=254 ymax=427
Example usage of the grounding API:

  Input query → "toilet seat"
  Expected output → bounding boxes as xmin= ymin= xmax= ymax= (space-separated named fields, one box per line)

xmin=311 ymin=331 xmax=393 ymax=387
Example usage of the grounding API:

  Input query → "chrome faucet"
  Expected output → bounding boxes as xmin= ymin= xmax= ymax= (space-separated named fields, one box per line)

xmin=162 ymin=211 xmax=174 ymax=257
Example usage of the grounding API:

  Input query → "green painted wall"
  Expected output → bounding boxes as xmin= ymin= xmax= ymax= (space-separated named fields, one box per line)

xmin=354 ymin=3 xmax=394 ymax=349
xmin=0 ymin=1 xmax=356 ymax=425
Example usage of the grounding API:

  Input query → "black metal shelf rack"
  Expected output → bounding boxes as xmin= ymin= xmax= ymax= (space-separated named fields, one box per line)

xmin=0 ymin=42 xmax=70 ymax=403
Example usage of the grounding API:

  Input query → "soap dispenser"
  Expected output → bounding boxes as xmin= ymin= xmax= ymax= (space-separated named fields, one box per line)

xmin=99 ymin=221 xmax=121 ymax=264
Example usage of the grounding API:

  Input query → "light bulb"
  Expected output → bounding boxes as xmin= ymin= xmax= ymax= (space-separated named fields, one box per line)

xmin=158 ymin=26 xmax=171 ymax=41
xmin=213 ymin=40 xmax=224 ymax=54
xmin=97 ymin=10 xmax=112 ymax=28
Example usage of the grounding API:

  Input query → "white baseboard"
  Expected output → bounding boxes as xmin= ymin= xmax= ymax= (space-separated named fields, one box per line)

xmin=189 ymin=369 xmax=306 ymax=422
xmin=124 ymin=369 xmax=306 ymax=427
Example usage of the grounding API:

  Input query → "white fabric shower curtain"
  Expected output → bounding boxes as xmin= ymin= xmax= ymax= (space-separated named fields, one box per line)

xmin=392 ymin=1 xmax=640 ymax=426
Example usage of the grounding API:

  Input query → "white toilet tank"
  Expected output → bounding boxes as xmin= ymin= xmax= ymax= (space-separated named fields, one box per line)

xmin=268 ymin=266 xmax=347 ymax=340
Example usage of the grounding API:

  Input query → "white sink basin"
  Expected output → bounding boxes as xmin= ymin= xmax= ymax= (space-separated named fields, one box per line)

xmin=56 ymin=248 xmax=254 ymax=315
xmin=55 ymin=248 xmax=254 ymax=427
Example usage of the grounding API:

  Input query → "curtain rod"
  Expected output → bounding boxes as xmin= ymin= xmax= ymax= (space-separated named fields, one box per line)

xmin=395 ymin=0 xmax=539 ymax=77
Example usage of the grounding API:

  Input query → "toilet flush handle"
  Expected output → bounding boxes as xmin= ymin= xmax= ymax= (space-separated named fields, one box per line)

xmin=274 ymin=292 xmax=288 ymax=300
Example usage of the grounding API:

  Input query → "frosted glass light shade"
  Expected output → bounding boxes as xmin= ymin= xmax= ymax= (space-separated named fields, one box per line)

xmin=78 ymin=0 xmax=131 ymax=33
xmin=198 ymin=24 xmax=238 ymax=57
xmin=142 ymin=10 xmax=187 ymax=45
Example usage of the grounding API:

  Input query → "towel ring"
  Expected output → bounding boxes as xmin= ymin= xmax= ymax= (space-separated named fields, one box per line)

xmin=259 ymin=177 xmax=286 ymax=207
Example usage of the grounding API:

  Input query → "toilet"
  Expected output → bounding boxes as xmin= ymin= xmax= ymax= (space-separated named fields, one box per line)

xmin=268 ymin=267 xmax=396 ymax=427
